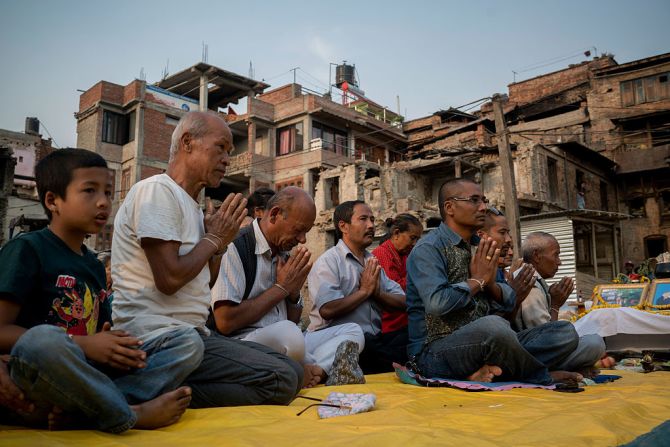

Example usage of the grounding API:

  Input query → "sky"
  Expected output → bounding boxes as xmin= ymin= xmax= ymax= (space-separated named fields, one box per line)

xmin=1 ymin=0 xmax=669 ymax=148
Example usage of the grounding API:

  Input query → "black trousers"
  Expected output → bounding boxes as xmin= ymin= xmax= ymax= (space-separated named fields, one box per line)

xmin=358 ymin=327 xmax=409 ymax=375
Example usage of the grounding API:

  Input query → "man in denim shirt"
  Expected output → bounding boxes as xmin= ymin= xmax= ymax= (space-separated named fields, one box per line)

xmin=406 ymin=179 xmax=582 ymax=384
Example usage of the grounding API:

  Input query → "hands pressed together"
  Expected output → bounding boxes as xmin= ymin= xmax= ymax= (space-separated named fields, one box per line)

xmin=549 ymin=277 xmax=574 ymax=309
xmin=203 ymin=193 xmax=248 ymax=253
xmin=505 ymin=260 xmax=536 ymax=304
xmin=359 ymin=257 xmax=381 ymax=298
xmin=469 ymin=237 xmax=501 ymax=292
xmin=276 ymin=246 xmax=312 ymax=299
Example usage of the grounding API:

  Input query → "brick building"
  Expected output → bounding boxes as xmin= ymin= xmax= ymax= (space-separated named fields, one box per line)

xmin=75 ymin=63 xmax=268 ymax=250
xmin=76 ymin=62 xmax=405 ymax=254
xmin=392 ymin=52 xmax=670 ymax=297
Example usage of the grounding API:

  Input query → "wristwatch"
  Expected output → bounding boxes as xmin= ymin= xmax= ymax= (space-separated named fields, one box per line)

xmin=287 ymin=294 xmax=303 ymax=308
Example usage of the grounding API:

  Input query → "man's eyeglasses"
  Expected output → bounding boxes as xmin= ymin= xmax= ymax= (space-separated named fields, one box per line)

xmin=487 ymin=205 xmax=504 ymax=216
xmin=447 ymin=196 xmax=489 ymax=205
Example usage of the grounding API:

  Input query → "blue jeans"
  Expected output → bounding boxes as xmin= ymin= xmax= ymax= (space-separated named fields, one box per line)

xmin=185 ymin=333 xmax=303 ymax=408
xmin=556 ymin=334 xmax=606 ymax=372
xmin=9 ymin=325 xmax=204 ymax=433
xmin=417 ymin=316 xmax=578 ymax=385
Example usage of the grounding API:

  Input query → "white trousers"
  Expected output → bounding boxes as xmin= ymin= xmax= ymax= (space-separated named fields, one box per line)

xmin=242 ymin=321 xmax=365 ymax=374
xmin=305 ymin=323 xmax=365 ymax=374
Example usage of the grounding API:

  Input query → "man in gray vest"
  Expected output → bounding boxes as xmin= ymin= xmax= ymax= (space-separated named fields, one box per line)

xmin=211 ymin=187 xmax=365 ymax=387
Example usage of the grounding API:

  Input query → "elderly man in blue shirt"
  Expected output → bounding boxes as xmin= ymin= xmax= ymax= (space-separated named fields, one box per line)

xmin=406 ymin=178 xmax=583 ymax=384
xmin=308 ymin=200 xmax=407 ymax=375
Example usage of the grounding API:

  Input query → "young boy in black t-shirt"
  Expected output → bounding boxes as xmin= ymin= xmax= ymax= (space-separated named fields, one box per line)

xmin=0 ymin=149 xmax=204 ymax=432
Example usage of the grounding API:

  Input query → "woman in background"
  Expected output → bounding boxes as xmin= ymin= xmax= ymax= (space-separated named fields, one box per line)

xmin=372 ymin=214 xmax=423 ymax=333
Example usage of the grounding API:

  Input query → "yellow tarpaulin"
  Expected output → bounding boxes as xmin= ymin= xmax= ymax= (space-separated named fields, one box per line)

xmin=2 ymin=370 xmax=670 ymax=447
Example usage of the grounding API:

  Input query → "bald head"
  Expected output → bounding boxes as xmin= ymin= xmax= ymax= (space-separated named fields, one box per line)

xmin=262 ymin=186 xmax=316 ymax=252
xmin=522 ymin=232 xmax=557 ymax=262
xmin=169 ymin=111 xmax=230 ymax=163
xmin=266 ymin=187 xmax=315 ymax=219
xmin=523 ymin=231 xmax=562 ymax=279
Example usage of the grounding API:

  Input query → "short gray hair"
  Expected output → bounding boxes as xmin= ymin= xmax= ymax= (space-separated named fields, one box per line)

xmin=522 ymin=231 xmax=558 ymax=262
xmin=169 ymin=111 xmax=220 ymax=162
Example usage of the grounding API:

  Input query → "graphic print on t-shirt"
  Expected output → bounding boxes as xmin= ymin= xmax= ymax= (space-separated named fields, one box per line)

xmin=50 ymin=274 xmax=108 ymax=335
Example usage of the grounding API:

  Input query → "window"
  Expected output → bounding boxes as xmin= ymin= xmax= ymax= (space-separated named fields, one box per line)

xmin=312 ymin=122 xmax=347 ymax=155
xmin=102 ymin=110 xmax=130 ymax=145
xmin=275 ymin=176 xmax=303 ymax=191
xmin=109 ymin=169 xmax=116 ymax=200
xmin=128 ymin=111 xmax=136 ymax=142
xmin=96 ymin=225 xmax=114 ymax=251
xmin=547 ymin=157 xmax=558 ymax=202
xmin=165 ymin=115 xmax=180 ymax=126
xmin=18 ymin=156 xmax=23 ymax=162
xmin=600 ymin=180 xmax=609 ymax=211
xmin=627 ymin=196 xmax=646 ymax=217
xmin=325 ymin=177 xmax=340 ymax=208
xmin=276 ymin=122 xmax=303 ymax=156
xmin=661 ymin=190 xmax=670 ymax=224
xmin=620 ymin=72 xmax=670 ymax=106
xmin=120 ymin=167 xmax=132 ymax=200
xmin=645 ymin=235 xmax=668 ymax=259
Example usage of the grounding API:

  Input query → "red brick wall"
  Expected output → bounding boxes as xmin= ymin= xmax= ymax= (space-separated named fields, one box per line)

xmin=275 ymin=175 xmax=304 ymax=191
xmin=140 ymin=165 xmax=164 ymax=180
xmin=79 ymin=81 xmax=125 ymax=111
xmin=123 ymin=80 xmax=143 ymax=105
xmin=274 ymin=98 xmax=306 ymax=120
xmin=100 ymin=81 xmax=124 ymax=105
xmin=509 ymin=57 xmax=617 ymax=105
xmin=259 ymin=84 xmax=301 ymax=104
xmin=142 ymin=108 xmax=174 ymax=161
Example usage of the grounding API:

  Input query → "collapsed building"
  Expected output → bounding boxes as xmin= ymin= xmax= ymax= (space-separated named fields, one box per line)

xmin=0 ymin=118 xmax=53 ymax=243
xmin=310 ymin=52 xmax=669 ymax=300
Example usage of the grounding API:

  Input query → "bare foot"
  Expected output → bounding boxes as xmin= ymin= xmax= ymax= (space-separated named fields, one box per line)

xmin=467 ymin=365 xmax=502 ymax=382
xmin=131 ymin=386 xmax=192 ymax=430
xmin=47 ymin=406 xmax=79 ymax=431
xmin=578 ymin=366 xmax=600 ymax=379
xmin=595 ymin=356 xmax=616 ymax=369
xmin=550 ymin=370 xmax=583 ymax=385
xmin=303 ymin=364 xmax=326 ymax=388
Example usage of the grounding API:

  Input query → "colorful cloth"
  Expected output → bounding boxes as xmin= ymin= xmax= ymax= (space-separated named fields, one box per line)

xmin=393 ymin=363 xmax=556 ymax=391
xmin=317 ymin=392 xmax=376 ymax=418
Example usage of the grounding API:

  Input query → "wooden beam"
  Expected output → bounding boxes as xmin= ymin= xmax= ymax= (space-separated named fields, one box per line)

xmin=493 ymin=94 xmax=522 ymax=254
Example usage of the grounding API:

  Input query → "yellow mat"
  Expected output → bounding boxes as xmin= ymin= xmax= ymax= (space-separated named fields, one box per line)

xmin=2 ymin=370 xmax=670 ymax=447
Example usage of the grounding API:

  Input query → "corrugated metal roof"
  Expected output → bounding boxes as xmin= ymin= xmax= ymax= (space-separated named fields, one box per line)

xmin=521 ymin=216 xmax=577 ymax=301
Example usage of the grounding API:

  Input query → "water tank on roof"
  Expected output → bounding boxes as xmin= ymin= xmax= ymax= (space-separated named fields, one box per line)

xmin=25 ymin=117 xmax=40 ymax=136
xmin=335 ymin=63 xmax=356 ymax=87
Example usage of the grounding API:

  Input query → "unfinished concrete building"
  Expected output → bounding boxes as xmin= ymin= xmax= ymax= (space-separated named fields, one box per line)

xmin=76 ymin=62 xmax=406 ymax=254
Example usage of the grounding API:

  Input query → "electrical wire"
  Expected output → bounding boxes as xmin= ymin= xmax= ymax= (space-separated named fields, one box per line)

xmin=37 ymin=121 xmax=60 ymax=148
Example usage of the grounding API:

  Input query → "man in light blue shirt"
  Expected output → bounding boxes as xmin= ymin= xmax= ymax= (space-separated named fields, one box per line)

xmin=308 ymin=200 xmax=407 ymax=374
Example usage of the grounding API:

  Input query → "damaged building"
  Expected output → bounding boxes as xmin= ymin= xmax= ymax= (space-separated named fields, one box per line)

xmin=339 ymin=51 xmax=669 ymax=299
xmin=74 ymin=52 xmax=670 ymax=300
xmin=0 ymin=118 xmax=53 ymax=243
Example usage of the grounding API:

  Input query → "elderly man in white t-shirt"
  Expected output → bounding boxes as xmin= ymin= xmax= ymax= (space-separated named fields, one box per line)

xmin=112 ymin=111 xmax=303 ymax=407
